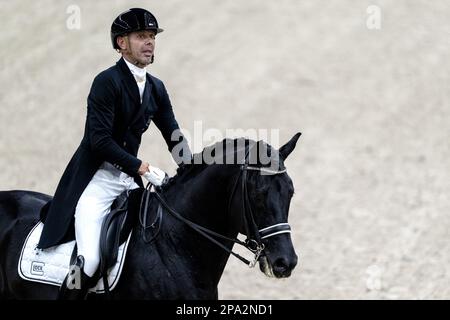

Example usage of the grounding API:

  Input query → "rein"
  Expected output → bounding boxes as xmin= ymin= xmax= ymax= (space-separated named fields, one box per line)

xmin=139 ymin=158 xmax=291 ymax=268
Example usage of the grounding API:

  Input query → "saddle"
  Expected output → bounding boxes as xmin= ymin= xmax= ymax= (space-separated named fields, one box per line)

xmin=96 ymin=187 xmax=162 ymax=293
xmin=98 ymin=190 xmax=133 ymax=280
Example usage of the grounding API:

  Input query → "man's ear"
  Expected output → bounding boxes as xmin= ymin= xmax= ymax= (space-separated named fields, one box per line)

xmin=116 ymin=36 xmax=127 ymax=51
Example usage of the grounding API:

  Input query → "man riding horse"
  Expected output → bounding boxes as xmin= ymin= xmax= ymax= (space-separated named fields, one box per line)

xmin=36 ymin=8 xmax=191 ymax=299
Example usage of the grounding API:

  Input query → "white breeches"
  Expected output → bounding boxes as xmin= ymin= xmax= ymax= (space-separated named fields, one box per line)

xmin=74 ymin=162 xmax=139 ymax=277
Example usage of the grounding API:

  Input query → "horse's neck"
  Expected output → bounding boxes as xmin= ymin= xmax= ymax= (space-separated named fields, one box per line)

xmin=165 ymin=165 xmax=240 ymax=233
xmin=159 ymin=165 xmax=241 ymax=288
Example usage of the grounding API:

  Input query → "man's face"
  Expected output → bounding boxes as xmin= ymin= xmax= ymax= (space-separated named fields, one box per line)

xmin=118 ymin=30 xmax=156 ymax=67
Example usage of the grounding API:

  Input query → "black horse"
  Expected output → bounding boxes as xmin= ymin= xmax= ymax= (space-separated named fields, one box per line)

xmin=0 ymin=134 xmax=300 ymax=299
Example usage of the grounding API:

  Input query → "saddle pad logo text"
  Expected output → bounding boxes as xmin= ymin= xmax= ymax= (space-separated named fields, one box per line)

xmin=30 ymin=261 xmax=45 ymax=276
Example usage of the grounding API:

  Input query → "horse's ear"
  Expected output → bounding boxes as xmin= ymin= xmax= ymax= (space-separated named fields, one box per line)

xmin=279 ymin=132 xmax=302 ymax=160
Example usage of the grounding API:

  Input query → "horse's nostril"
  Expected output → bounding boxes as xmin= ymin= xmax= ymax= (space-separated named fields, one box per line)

xmin=273 ymin=258 xmax=288 ymax=272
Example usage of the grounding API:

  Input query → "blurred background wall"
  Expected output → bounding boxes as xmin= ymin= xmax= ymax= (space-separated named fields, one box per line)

xmin=0 ymin=0 xmax=449 ymax=299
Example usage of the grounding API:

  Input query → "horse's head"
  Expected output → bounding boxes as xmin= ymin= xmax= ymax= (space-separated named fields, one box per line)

xmin=234 ymin=133 xmax=301 ymax=278
xmin=159 ymin=132 xmax=301 ymax=280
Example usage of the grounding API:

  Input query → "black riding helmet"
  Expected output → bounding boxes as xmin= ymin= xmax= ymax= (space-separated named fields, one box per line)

xmin=111 ymin=8 xmax=164 ymax=50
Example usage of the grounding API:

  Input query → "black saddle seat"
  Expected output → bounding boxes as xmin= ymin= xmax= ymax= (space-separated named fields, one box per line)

xmin=98 ymin=188 xmax=143 ymax=276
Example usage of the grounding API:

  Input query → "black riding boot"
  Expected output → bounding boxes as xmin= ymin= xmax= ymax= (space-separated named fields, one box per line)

xmin=58 ymin=255 xmax=93 ymax=300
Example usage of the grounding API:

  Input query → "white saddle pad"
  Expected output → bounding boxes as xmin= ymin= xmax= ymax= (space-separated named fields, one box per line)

xmin=18 ymin=222 xmax=132 ymax=294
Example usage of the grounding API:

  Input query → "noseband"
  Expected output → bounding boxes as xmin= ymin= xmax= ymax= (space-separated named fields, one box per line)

xmin=144 ymin=151 xmax=292 ymax=268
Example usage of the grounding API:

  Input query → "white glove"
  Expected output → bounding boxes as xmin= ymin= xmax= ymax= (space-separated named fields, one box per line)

xmin=143 ymin=166 xmax=167 ymax=186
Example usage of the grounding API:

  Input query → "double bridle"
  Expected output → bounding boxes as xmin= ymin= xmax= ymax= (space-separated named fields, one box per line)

xmin=140 ymin=154 xmax=292 ymax=268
